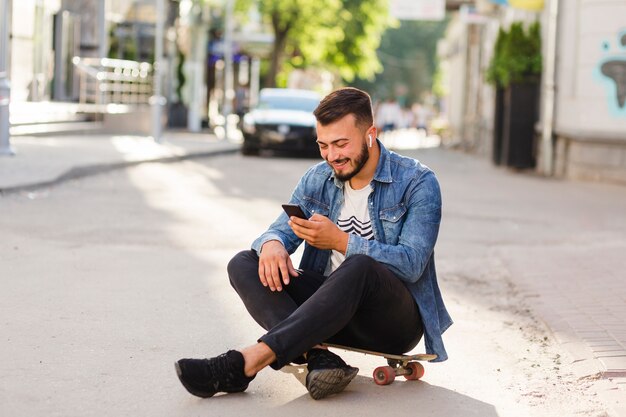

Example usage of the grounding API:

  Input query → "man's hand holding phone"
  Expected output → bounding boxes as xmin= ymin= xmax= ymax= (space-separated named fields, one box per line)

xmin=289 ymin=214 xmax=349 ymax=253
xmin=282 ymin=204 xmax=348 ymax=253
xmin=259 ymin=240 xmax=299 ymax=292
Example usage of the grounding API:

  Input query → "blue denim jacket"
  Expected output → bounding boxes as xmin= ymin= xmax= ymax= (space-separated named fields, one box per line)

xmin=252 ymin=140 xmax=452 ymax=361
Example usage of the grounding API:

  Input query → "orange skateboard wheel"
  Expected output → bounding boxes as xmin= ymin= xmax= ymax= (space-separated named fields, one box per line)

xmin=403 ymin=362 xmax=424 ymax=380
xmin=373 ymin=366 xmax=395 ymax=385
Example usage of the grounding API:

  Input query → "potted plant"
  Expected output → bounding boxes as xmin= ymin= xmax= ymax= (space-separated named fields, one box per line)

xmin=168 ymin=47 xmax=188 ymax=128
xmin=486 ymin=21 xmax=542 ymax=169
xmin=486 ymin=27 xmax=508 ymax=165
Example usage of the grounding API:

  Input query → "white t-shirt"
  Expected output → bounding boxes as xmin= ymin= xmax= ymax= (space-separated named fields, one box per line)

xmin=326 ymin=181 xmax=374 ymax=274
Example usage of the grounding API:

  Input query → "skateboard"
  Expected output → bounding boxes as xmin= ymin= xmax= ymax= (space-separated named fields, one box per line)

xmin=322 ymin=343 xmax=437 ymax=386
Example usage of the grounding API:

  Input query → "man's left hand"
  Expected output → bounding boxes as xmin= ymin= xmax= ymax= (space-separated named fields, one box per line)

xmin=289 ymin=214 xmax=348 ymax=253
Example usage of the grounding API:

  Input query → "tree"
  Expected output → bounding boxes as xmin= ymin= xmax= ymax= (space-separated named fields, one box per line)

xmin=486 ymin=22 xmax=542 ymax=88
xmin=238 ymin=0 xmax=392 ymax=87
xmin=352 ymin=19 xmax=448 ymax=105
xmin=261 ymin=0 xmax=336 ymax=86
xmin=486 ymin=27 xmax=508 ymax=88
xmin=301 ymin=0 xmax=392 ymax=82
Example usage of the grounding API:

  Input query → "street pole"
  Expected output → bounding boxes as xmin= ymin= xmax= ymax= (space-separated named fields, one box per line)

xmin=150 ymin=0 xmax=166 ymax=143
xmin=187 ymin=1 xmax=207 ymax=133
xmin=0 ymin=0 xmax=15 ymax=156
xmin=249 ymin=57 xmax=260 ymax=108
xmin=222 ymin=0 xmax=234 ymax=140
xmin=98 ymin=0 xmax=107 ymax=59
xmin=539 ymin=0 xmax=560 ymax=176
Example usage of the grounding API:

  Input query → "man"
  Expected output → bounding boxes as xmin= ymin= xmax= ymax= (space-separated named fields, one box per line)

xmin=375 ymin=96 xmax=402 ymax=133
xmin=175 ymin=87 xmax=451 ymax=400
xmin=412 ymin=102 xmax=430 ymax=136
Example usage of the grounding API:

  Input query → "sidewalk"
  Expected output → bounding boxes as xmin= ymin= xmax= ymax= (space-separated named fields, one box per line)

xmin=380 ymin=130 xmax=626 ymax=416
xmin=411 ymin=147 xmax=626 ymax=417
xmin=0 ymin=131 xmax=240 ymax=194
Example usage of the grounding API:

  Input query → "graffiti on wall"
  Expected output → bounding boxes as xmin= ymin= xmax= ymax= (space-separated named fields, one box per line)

xmin=595 ymin=31 xmax=626 ymax=117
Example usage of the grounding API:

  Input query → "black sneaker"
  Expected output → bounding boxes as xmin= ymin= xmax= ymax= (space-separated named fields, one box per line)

xmin=305 ymin=348 xmax=359 ymax=400
xmin=175 ymin=350 xmax=255 ymax=398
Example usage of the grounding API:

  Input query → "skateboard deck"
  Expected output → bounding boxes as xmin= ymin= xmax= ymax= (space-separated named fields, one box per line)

xmin=322 ymin=343 xmax=437 ymax=385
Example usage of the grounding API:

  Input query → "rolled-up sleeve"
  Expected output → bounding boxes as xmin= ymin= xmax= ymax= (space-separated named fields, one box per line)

xmin=251 ymin=167 xmax=318 ymax=255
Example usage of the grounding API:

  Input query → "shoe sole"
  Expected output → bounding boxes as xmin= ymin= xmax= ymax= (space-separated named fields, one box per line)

xmin=174 ymin=362 xmax=216 ymax=398
xmin=306 ymin=366 xmax=359 ymax=400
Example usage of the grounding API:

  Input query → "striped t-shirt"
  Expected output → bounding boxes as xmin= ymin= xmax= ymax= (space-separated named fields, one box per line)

xmin=326 ymin=181 xmax=374 ymax=274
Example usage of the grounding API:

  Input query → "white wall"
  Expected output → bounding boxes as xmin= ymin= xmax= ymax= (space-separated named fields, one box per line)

xmin=11 ymin=1 xmax=37 ymax=102
xmin=555 ymin=0 xmax=626 ymax=137
xmin=439 ymin=15 xmax=468 ymax=142
xmin=10 ymin=0 xmax=61 ymax=102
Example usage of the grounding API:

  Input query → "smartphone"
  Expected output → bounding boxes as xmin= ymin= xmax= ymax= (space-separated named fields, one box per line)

xmin=282 ymin=204 xmax=308 ymax=219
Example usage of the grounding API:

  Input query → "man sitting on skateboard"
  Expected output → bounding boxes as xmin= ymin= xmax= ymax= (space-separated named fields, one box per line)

xmin=175 ymin=87 xmax=452 ymax=400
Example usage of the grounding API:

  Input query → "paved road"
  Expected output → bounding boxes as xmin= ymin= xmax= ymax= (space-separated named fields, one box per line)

xmin=0 ymin=148 xmax=620 ymax=416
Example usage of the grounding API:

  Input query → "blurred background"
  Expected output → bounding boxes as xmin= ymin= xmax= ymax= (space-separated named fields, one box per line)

xmin=1 ymin=0 xmax=625 ymax=184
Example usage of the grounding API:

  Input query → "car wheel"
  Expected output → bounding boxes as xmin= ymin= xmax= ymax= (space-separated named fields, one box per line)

xmin=241 ymin=145 xmax=260 ymax=156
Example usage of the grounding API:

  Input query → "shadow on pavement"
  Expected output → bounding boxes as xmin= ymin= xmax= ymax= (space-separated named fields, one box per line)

xmin=279 ymin=367 xmax=498 ymax=416
xmin=177 ymin=374 xmax=498 ymax=417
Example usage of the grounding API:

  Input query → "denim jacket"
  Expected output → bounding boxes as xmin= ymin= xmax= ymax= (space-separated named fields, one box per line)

xmin=252 ymin=140 xmax=452 ymax=361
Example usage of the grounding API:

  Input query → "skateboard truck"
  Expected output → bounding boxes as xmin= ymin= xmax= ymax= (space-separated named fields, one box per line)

xmin=322 ymin=343 xmax=437 ymax=386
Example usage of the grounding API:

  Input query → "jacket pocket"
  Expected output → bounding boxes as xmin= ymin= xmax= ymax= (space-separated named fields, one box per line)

xmin=379 ymin=203 xmax=407 ymax=244
xmin=301 ymin=197 xmax=330 ymax=218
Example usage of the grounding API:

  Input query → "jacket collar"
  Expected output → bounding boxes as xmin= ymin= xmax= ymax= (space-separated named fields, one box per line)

xmin=330 ymin=138 xmax=393 ymax=188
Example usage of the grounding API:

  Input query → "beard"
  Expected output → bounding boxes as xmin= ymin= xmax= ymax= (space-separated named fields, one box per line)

xmin=328 ymin=141 xmax=370 ymax=182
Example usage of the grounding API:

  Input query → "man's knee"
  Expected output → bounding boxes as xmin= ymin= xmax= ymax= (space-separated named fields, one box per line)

xmin=342 ymin=254 xmax=377 ymax=270
xmin=334 ymin=254 xmax=378 ymax=282
xmin=227 ymin=250 xmax=258 ymax=288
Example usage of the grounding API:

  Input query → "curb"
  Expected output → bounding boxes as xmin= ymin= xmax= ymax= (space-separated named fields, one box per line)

xmin=0 ymin=146 xmax=239 ymax=196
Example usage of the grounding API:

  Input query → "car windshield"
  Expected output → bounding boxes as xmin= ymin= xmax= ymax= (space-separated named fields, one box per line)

xmin=257 ymin=95 xmax=319 ymax=112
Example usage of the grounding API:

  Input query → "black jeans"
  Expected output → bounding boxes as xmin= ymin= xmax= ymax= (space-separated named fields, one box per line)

xmin=228 ymin=250 xmax=423 ymax=369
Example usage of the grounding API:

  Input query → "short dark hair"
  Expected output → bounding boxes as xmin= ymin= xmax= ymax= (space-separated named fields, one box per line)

xmin=313 ymin=87 xmax=373 ymax=130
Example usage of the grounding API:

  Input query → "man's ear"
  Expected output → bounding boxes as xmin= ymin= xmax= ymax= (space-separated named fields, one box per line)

xmin=368 ymin=126 xmax=378 ymax=142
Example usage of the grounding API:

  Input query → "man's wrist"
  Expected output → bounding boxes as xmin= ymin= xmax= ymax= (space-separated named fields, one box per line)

xmin=337 ymin=232 xmax=349 ymax=255
xmin=261 ymin=239 xmax=281 ymax=253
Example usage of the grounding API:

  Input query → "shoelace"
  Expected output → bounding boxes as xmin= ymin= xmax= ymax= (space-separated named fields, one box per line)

xmin=207 ymin=352 xmax=236 ymax=383
xmin=309 ymin=350 xmax=348 ymax=369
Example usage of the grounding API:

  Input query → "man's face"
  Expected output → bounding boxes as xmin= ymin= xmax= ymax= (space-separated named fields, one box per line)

xmin=316 ymin=114 xmax=370 ymax=182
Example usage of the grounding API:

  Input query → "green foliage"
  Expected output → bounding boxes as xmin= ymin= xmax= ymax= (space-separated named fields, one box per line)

xmin=432 ymin=64 xmax=446 ymax=98
xmin=527 ymin=21 xmax=542 ymax=75
xmin=107 ymin=26 xmax=137 ymax=60
xmin=486 ymin=28 xmax=507 ymax=87
xmin=486 ymin=21 xmax=542 ymax=87
xmin=245 ymin=0 xmax=393 ymax=86
xmin=175 ymin=47 xmax=186 ymax=104
xmin=318 ymin=0 xmax=394 ymax=82
xmin=352 ymin=18 xmax=449 ymax=104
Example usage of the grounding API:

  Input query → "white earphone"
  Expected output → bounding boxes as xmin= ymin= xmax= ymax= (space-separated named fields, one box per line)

xmin=368 ymin=134 xmax=373 ymax=148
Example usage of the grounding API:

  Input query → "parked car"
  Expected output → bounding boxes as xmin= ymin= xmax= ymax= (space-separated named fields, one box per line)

xmin=241 ymin=88 xmax=321 ymax=157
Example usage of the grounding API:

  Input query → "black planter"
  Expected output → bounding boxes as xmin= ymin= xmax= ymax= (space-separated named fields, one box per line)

xmin=501 ymin=82 xmax=539 ymax=169
xmin=168 ymin=102 xmax=188 ymax=128
xmin=492 ymin=87 xmax=505 ymax=165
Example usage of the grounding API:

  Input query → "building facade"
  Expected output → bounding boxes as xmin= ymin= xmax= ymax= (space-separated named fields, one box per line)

xmin=552 ymin=0 xmax=626 ymax=183
xmin=439 ymin=0 xmax=626 ymax=185
xmin=8 ymin=0 xmax=155 ymax=103
xmin=10 ymin=0 xmax=62 ymax=102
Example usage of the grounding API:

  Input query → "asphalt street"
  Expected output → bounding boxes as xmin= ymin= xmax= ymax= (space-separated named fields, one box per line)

xmin=1 ymin=147 xmax=623 ymax=417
